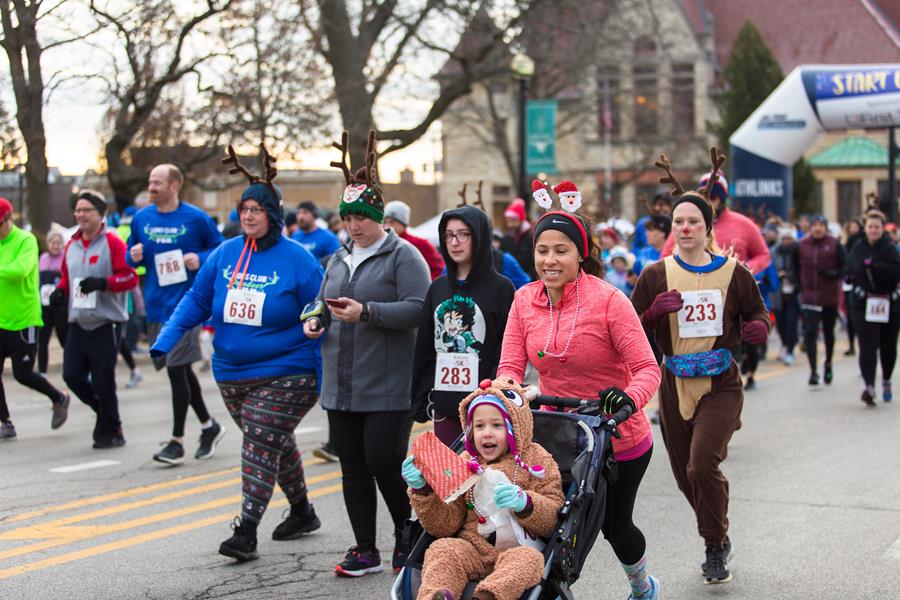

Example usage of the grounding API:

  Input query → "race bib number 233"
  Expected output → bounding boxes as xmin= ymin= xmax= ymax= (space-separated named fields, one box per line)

xmin=677 ymin=289 xmax=724 ymax=339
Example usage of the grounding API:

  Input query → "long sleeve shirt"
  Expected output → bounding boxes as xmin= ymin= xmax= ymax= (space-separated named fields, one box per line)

xmin=0 ymin=225 xmax=41 ymax=330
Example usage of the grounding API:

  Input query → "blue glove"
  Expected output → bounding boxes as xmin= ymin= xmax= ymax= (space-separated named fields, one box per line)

xmin=401 ymin=456 xmax=427 ymax=490
xmin=493 ymin=482 xmax=528 ymax=513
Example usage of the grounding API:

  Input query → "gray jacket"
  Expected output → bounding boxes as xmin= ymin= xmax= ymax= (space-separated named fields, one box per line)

xmin=318 ymin=229 xmax=430 ymax=412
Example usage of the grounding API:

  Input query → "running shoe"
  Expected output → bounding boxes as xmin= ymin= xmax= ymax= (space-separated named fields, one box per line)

xmin=93 ymin=432 xmax=126 ymax=449
xmin=703 ymin=541 xmax=732 ymax=584
xmin=313 ymin=442 xmax=339 ymax=463
xmin=783 ymin=352 xmax=795 ymax=366
xmin=51 ymin=394 xmax=70 ymax=430
xmin=153 ymin=440 xmax=185 ymax=465
xmin=195 ymin=420 xmax=226 ymax=460
xmin=823 ymin=363 xmax=833 ymax=385
xmin=808 ymin=373 xmax=819 ymax=386
xmin=627 ymin=574 xmax=660 ymax=600
xmin=883 ymin=382 xmax=893 ymax=402
xmin=861 ymin=387 xmax=876 ymax=407
xmin=272 ymin=504 xmax=321 ymax=540
xmin=335 ymin=546 xmax=384 ymax=577
xmin=219 ymin=517 xmax=258 ymax=562
xmin=743 ymin=377 xmax=756 ymax=391
xmin=126 ymin=370 xmax=143 ymax=389
xmin=0 ymin=421 xmax=16 ymax=440
xmin=844 ymin=347 xmax=856 ymax=356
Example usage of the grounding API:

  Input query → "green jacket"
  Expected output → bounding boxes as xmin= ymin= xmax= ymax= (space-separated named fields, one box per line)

xmin=0 ymin=224 xmax=42 ymax=331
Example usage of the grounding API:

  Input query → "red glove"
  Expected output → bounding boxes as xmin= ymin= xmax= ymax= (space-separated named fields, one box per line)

xmin=642 ymin=290 xmax=684 ymax=329
xmin=742 ymin=320 xmax=768 ymax=345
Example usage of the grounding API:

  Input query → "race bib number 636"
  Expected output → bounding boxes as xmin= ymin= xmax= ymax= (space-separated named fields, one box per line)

xmin=223 ymin=288 xmax=265 ymax=327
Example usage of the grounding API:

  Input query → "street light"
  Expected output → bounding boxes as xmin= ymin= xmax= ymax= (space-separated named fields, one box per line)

xmin=16 ymin=164 xmax=25 ymax=225
xmin=511 ymin=50 xmax=535 ymax=213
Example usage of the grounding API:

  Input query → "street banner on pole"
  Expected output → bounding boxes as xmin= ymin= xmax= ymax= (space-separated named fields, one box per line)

xmin=526 ymin=100 xmax=557 ymax=175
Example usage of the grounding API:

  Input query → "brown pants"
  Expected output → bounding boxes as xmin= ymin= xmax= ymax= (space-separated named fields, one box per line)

xmin=658 ymin=368 xmax=743 ymax=545
xmin=418 ymin=537 xmax=544 ymax=600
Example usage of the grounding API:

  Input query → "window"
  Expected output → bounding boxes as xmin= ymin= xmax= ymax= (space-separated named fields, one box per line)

xmin=837 ymin=180 xmax=861 ymax=224
xmin=597 ymin=66 xmax=621 ymax=139
xmin=633 ymin=65 xmax=658 ymax=136
xmin=672 ymin=63 xmax=695 ymax=137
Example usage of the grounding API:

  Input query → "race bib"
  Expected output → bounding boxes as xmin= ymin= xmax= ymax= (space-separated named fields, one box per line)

xmin=154 ymin=249 xmax=188 ymax=287
xmin=434 ymin=352 xmax=478 ymax=392
xmin=40 ymin=284 xmax=55 ymax=307
xmin=71 ymin=277 xmax=97 ymax=309
xmin=865 ymin=295 xmax=890 ymax=323
xmin=223 ymin=288 xmax=265 ymax=327
xmin=781 ymin=281 xmax=795 ymax=294
xmin=677 ymin=289 xmax=724 ymax=339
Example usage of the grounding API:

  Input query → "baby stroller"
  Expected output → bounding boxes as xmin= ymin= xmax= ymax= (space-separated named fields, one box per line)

xmin=391 ymin=395 xmax=633 ymax=600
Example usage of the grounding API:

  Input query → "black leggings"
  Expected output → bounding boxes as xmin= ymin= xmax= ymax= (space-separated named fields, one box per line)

xmin=844 ymin=290 xmax=856 ymax=350
xmin=802 ymin=306 xmax=838 ymax=372
xmin=601 ymin=445 xmax=652 ymax=565
xmin=167 ymin=364 xmax=210 ymax=438
xmin=0 ymin=327 xmax=66 ymax=422
xmin=851 ymin=307 xmax=900 ymax=387
xmin=38 ymin=306 xmax=68 ymax=373
xmin=328 ymin=409 xmax=414 ymax=551
xmin=116 ymin=323 xmax=136 ymax=371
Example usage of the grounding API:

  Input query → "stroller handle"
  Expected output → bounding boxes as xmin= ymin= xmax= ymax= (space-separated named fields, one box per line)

xmin=533 ymin=394 xmax=634 ymax=438
xmin=532 ymin=395 xmax=592 ymax=409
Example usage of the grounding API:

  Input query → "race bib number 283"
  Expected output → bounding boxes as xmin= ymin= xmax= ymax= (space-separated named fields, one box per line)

xmin=434 ymin=352 xmax=477 ymax=392
xmin=677 ymin=289 xmax=724 ymax=339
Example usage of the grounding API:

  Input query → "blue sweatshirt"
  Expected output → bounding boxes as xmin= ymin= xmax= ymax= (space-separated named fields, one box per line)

xmin=127 ymin=202 xmax=223 ymax=323
xmin=290 ymin=227 xmax=340 ymax=260
xmin=151 ymin=235 xmax=324 ymax=382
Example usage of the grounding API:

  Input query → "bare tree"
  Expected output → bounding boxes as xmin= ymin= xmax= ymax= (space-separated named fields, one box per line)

xmin=89 ymin=0 xmax=234 ymax=202
xmin=0 ymin=89 xmax=21 ymax=169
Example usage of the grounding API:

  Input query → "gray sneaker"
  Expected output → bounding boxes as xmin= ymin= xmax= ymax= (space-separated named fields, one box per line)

xmin=126 ymin=370 xmax=144 ymax=389
xmin=0 ymin=421 xmax=17 ymax=440
xmin=195 ymin=420 xmax=226 ymax=460
xmin=51 ymin=394 xmax=70 ymax=430
xmin=153 ymin=440 xmax=185 ymax=465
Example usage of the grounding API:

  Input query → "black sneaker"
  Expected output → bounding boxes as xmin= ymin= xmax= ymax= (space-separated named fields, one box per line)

xmin=272 ymin=504 xmax=321 ymax=540
xmin=861 ymin=388 xmax=876 ymax=407
xmin=153 ymin=440 xmax=185 ymax=465
xmin=334 ymin=546 xmax=384 ymax=577
xmin=195 ymin=420 xmax=226 ymax=460
xmin=93 ymin=431 xmax=126 ymax=449
xmin=808 ymin=373 xmax=819 ymax=386
xmin=703 ymin=541 xmax=732 ymax=584
xmin=743 ymin=377 xmax=755 ymax=391
xmin=219 ymin=517 xmax=258 ymax=561
xmin=0 ymin=421 xmax=16 ymax=440
xmin=51 ymin=394 xmax=70 ymax=430
xmin=844 ymin=347 xmax=856 ymax=356
xmin=701 ymin=536 xmax=732 ymax=574
xmin=313 ymin=442 xmax=339 ymax=463
xmin=824 ymin=363 xmax=833 ymax=385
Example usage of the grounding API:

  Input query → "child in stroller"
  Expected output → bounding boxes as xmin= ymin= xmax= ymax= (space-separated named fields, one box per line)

xmin=401 ymin=377 xmax=565 ymax=600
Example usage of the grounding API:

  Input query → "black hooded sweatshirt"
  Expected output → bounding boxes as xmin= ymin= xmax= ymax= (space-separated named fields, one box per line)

xmin=411 ymin=205 xmax=516 ymax=422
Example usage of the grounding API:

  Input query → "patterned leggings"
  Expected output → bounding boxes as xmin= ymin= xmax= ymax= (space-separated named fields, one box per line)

xmin=218 ymin=373 xmax=318 ymax=525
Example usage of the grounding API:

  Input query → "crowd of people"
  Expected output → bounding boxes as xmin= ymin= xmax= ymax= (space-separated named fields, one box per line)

xmin=0 ymin=133 xmax=898 ymax=600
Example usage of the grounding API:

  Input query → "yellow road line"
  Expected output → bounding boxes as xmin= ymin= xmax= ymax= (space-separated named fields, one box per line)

xmin=5 ymin=457 xmax=326 ymax=524
xmin=0 ymin=483 xmax=343 ymax=581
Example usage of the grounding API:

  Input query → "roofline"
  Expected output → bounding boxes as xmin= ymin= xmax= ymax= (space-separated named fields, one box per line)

xmin=859 ymin=0 xmax=900 ymax=49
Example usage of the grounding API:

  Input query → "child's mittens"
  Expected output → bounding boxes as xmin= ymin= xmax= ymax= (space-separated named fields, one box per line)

xmin=493 ymin=482 xmax=528 ymax=513
xmin=402 ymin=456 xmax=427 ymax=490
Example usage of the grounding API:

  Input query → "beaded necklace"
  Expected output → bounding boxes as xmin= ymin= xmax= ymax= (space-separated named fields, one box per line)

xmin=537 ymin=273 xmax=581 ymax=362
xmin=465 ymin=463 xmax=520 ymax=524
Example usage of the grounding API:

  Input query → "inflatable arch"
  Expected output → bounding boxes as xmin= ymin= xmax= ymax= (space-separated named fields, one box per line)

xmin=730 ymin=64 xmax=900 ymax=219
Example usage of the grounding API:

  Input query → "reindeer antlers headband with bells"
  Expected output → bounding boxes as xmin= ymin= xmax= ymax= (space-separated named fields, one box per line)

xmin=331 ymin=130 xmax=385 ymax=223
xmin=530 ymin=179 xmax=583 ymax=213
xmin=655 ymin=147 xmax=727 ymax=234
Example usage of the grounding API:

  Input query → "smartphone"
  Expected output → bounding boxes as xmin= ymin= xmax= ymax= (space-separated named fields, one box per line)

xmin=325 ymin=298 xmax=348 ymax=309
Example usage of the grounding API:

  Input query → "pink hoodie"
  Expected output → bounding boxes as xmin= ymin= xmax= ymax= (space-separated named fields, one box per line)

xmin=497 ymin=274 xmax=661 ymax=459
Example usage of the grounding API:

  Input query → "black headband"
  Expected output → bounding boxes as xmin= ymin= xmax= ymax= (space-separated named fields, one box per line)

xmin=672 ymin=193 xmax=713 ymax=234
xmin=72 ymin=192 xmax=107 ymax=215
xmin=534 ymin=211 xmax=590 ymax=258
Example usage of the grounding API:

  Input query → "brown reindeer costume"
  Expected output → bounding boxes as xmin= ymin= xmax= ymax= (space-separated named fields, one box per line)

xmin=409 ymin=377 xmax=564 ymax=600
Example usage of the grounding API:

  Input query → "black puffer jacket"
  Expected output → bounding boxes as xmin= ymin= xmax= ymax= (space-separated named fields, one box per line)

xmin=847 ymin=234 xmax=900 ymax=296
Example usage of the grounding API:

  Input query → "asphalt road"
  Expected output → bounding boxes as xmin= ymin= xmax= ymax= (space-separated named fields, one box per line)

xmin=1 ymin=340 xmax=899 ymax=599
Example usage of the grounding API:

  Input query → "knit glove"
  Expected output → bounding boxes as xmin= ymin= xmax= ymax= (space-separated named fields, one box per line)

xmin=493 ymin=482 xmax=529 ymax=513
xmin=642 ymin=290 xmax=683 ymax=329
xmin=401 ymin=456 xmax=427 ymax=490
xmin=742 ymin=320 xmax=768 ymax=345
xmin=49 ymin=288 xmax=67 ymax=308
xmin=79 ymin=277 xmax=108 ymax=294
xmin=598 ymin=387 xmax=637 ymax=416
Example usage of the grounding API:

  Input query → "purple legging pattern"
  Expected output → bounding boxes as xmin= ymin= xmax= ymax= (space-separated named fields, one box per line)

xmin=218 ymin=374 xmax=318 ymax=525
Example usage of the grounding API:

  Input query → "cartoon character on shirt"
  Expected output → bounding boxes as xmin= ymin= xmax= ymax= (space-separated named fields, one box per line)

xmin=434 ymin=294 xmax=485 ymax=354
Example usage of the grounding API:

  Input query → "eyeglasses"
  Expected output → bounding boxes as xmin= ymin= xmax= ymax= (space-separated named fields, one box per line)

xmin=73 ymin=208 xmax=98 ymax=215
xmin=239 ymin=206 xmax=266 ymax=215
xmin=444 ymin=231 xmax=471 ymax=243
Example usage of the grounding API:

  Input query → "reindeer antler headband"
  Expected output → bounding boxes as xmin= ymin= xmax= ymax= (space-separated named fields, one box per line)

xmin=655 ymin=147 xmax=727 ymax=234
xmin=331 ymin=129 xmax=386 ymax=223
xmin=456 ymin=181 xmax=486 ymax=210
xmin=222 ymin=143 xmax=280 ymax=200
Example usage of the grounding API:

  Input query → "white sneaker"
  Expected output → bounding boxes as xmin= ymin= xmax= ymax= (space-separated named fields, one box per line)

xmin=126 ymin=370 xmax=144 ymax=388
xmin=783 ymin=353 xmax=794 ymax=366
xmin=777 ymin=347 xmax=786 ymax=361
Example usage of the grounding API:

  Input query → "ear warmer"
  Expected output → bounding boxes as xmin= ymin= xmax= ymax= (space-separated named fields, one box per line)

xmin=534 ymin=211 xmax=590 ymax=258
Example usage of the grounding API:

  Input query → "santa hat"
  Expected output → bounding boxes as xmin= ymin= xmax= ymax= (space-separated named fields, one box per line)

xmin=504 ymin=198 xmax=527 ymax=222
xmin=698 ymin=170 xmax=728 ymax=202
xmin=464 ymin=394 xmax=545 ymax=479
xmin=553 ymin=180 xmax=578 ymax=195
xmin=0 ymin=198 xmax=12 ymax=222
xmin=600 ymin=227 xmax=620 ymax=244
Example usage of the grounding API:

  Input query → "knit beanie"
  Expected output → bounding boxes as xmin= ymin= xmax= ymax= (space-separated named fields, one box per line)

xmin=0 ymin=197 xmax=11 ymax=221
xmin=464 ymin=394 xmax=545 ymax=478
xmin=698 ymin=171 xmax=728 ymax=203
xmin=340 ymin=175 xmax=384 ymax=223
xmin=239 ymin=182 xmax=284 ymax=250
xmin=384 ymin=200 xmax=411 ymax=226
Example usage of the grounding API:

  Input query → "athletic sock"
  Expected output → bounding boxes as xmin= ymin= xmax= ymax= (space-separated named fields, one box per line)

xmin=622 ymin=554 xmax=652 ymax=598
xmin=200 ymin=419 xmax=214 ymax=430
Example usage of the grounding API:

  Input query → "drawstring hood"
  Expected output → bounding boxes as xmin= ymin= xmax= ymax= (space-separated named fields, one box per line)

xmin=239 ymin=182 xmax=284 ymax=251
xmin=439 ymin=205 xmax=495 ymax=285
xmin=228 ymin=236 xmax=258 ymax=290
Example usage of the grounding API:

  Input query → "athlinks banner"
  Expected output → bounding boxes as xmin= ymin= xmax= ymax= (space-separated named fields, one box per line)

xmin=730 ymin=64 xmax=900 ymax=218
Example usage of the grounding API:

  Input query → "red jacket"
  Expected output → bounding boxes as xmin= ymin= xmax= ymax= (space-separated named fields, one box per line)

xmin=400 ymin=229 xmax=445 ymax=280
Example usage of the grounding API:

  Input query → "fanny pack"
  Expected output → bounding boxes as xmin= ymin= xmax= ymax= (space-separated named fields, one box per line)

xmin=665 ymin=348 xmax=733 ymax=378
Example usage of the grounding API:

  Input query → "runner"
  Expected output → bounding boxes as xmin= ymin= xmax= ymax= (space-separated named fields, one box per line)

xmin=842 ymin=218 xmax=864 ymax=356
xmin=0 ymin=199 xmax=70 ymax=439
xmin=303 ymin=131 xmax=430 ymax=577
xmin=411 ymin=204 xmax=516 ymax=445
xmin=384 ymin=200 xmax=446 ymax=280
xmin=847 ymin=210 xmax=900 ymax=406
xmin=796 ymin=215 xmax=845 ymax=386
xmin=291 ymin=200 xmax=340 ymax=260
xmin=128 ymin=164 xmax=225 ymax=465
xmin=37 ymin=230 xmax=68 ymax=378
xmin=151 ymin=146 xmax=324 ymax=560
xmin=772 ymin=228 xmax=800 ymax=366
xmin=631 ymin=151 xmax=769 ymax=585
xmin=497 ymin=181 xmax=662 ymax=600
xmin=53 ymin=190 xmax=138 ymax=448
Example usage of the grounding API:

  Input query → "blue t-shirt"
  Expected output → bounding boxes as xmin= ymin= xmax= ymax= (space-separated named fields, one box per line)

xmin=152 ymin=235 xmax=324 ymax=382
xmin=128 ymin=202 xmax=223 ymax=323
xmin=633 ymin=246 xmax=661 ymax=276
xmin=291 ymin=227 xmax=341 ymax=260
